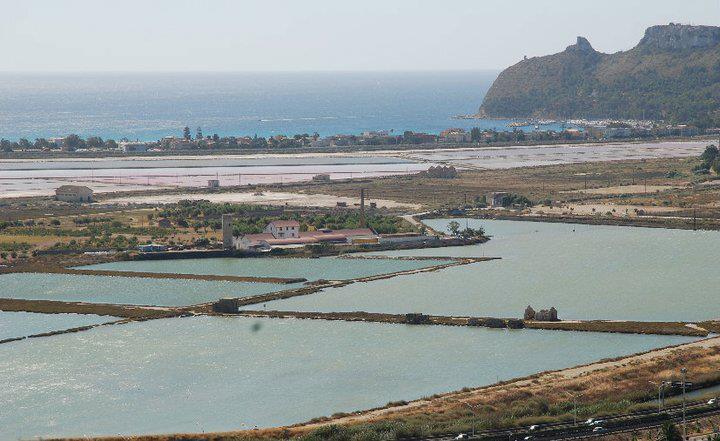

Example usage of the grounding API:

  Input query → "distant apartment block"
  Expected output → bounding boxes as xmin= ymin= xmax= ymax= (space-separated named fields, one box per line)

xmin=119 ymin=142 xmax=150 ymax=153
xmin=439 ymin=128 xmax=472 ymax=143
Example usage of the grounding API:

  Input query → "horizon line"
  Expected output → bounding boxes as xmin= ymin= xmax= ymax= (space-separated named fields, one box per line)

xmin=0 ymin=68 xmax=502 ymax=75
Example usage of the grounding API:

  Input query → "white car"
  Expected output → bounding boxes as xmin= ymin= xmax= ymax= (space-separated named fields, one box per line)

xmin=529 ymin=424 xmax=540 ymax=431
xmin=454 ymin=434 xmax=469 ymax=440
xmin=708 ymin=398 xmax=717 ymax=405
xmin=592 ymin=426 xmax=607 ymax=433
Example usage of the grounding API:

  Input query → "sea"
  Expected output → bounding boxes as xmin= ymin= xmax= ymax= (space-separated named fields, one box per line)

xmin=0 ymin=71 xmax=560 ymax=142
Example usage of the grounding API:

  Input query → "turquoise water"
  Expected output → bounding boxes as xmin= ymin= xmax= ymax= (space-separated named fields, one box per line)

xmin=0 ymin=273 xmax=287 ymax=306
xmin=0 ymin=315 xmax=695 ymax=439
xmin=0 ymin=311 xmax=114 ymax=340
xmin=79 ymin=257 xmax=448 ymax=281
xmin=255 ymin=220 xmax=720 ymax=322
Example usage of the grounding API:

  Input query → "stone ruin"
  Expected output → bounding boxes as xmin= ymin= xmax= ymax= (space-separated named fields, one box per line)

xmin=524 ymin=305 xmax=536 ymax=320
xmin=213 ymin=297 xmax=240 ymax=314
xmin=405 ymin=313 xmax=431 ymax=325
xmin=524 ymin=305 xmax=559 ymax=321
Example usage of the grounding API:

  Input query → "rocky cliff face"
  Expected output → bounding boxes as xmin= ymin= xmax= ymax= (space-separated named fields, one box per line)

xmin=478 ymin=24 xmax=720 ymax=125
xmin=639 ymin=23 xmax=720 ymax=50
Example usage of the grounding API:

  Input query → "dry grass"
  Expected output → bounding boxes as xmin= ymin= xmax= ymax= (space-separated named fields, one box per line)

xmin=526 ymin=320 xmax=709 ymax=337
xmin=279 ymin=158 xmax=704 ymax=209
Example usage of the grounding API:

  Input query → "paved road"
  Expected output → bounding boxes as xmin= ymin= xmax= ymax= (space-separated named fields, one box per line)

xmin=409 ymin=398 xmax=720 ymax=440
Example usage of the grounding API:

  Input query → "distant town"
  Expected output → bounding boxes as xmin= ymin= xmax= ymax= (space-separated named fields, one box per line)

xmin=0 ymin=119 xmax=716 ymax=154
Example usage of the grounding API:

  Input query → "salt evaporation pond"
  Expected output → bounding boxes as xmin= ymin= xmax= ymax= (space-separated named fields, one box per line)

xmin=79 ymin=256 xmax=448 ymax=281
xmin=0 ymin=315 xmax=695 ymax=439
xmin=0 ymin=273 xmax=286 ymax=306
xmin=255 ymin=219 xmax=720 ymax=322
xmin=0 ymin=311 xmax=114 ymax=340
xmin=407 ymin=140 xmax=706 ymax=169
xmin=0 ymin=155 xmax=425 ymax=198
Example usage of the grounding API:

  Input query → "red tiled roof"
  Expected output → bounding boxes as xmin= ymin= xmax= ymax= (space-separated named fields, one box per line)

xmin=268 ymin=220 xmax=300 ymax=228
xmin=302 ymin=228 xmax=375 ymax=238
xmin=266 ymin=237 xmax=319 ymax=245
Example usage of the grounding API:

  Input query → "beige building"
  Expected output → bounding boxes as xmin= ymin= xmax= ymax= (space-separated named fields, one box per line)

xmin=439 ymin=128 xmax=472 ymax=143
xmin=232 ymin=219 xmax=377 ymax=251
xmin=55 ymin=185 xmax=94 ymax=203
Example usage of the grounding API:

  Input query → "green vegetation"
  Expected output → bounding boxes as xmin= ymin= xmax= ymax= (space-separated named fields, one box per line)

xmin=301 ymin=212 xmax=412 ymax=234
xmin=159 ymin=200 xmax=414 ymax=236
xmin=447 ymin=221 xmax=485 ymax=238
xmin=297 ymin=396 xmax=658 ymax=440
xmin=479 ymin=25 xmax=720 ymax=126
xmin=499 ymin=193 xmax=533 ymax=208
xmin=659 ymin=422 xmax=683 ymax=441
xmin=695 ymin=144 xmax=720 ymax=174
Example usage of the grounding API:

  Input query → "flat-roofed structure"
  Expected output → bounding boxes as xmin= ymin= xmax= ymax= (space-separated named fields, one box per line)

xmin=55 ymin=185 xmax=93 ymax=203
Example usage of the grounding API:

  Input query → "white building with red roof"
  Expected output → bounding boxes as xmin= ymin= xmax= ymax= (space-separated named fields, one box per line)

xmin=234 ymin=220 xmax=377 ymax=251
xmin=264 ymin=220 xmax=300 ymax=239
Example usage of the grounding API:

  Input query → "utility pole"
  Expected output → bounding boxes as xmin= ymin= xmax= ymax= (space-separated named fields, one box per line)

xmin=359 ymin=188 xmax=366 ymax=228
xmin=681 ymin=367 xmax=687 ymax=440
xmin=649 ymin=381 xmax=668 ymax=412
xmin=565 ymin=392 xmax=583 ymax=426
xmin=463 ymin=403 xmax=479 ymax=437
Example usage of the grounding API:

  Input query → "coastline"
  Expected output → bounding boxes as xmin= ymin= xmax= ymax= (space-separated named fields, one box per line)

xmin=0 ymin=135 xmax=712 ymax=161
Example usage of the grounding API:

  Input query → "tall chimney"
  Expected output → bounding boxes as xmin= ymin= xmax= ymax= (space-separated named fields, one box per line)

xmin=222 ymin=214 xmax=234 ymax=249
xmin=360 ymin=188 xmax=366 ymax=228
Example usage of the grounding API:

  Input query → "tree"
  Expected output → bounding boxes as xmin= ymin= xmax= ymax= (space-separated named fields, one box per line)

xmin=700 ymin=145 xmax=719 ymax=162
xmin=196 ymin=127 xmax=203 ymax=140
xmin=104 ymin=139 xmax=118 ymax=150
xmin=34 ymin=138 xmax=51 ymax=149
xmin=86 ymin=136 xmax=104 ymax=148
xmin=712 ymin=157 xmax=720 ymax=174
xmin=461 ymin=226 xmax=485 ymax=237
xmin=18 ymin=138 xmax=31 ymax=149
xmin=658 ymin=422 xmax=682 ymax=441
xmin=447 ymin=221 xmax=461 ymax=236
xmin=183 ymin=126 xmax=191 ymax=140
xmin=0 ymin=139 xmax=14 ymax=152
xmin=470 ymin=127 xmax=482 ymax=142
xmin=64 ymin=134 xmax=84 ymax=150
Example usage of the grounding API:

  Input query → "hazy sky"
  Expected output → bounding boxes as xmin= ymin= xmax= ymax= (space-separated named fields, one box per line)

xmin=2 ymin=0 xmax=719 ymax=72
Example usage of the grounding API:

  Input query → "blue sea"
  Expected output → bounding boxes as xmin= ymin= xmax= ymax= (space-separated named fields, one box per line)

xmin=0 ymin=71 xmax=546 ymax=141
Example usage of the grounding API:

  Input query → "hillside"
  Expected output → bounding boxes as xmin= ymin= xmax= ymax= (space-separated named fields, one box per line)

xmin=478 ymin=24 xmax=720 ymax=126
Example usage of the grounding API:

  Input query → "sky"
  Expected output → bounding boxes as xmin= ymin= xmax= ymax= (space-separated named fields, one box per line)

xmin=2 ymin=0 xmax=719 ymax=72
